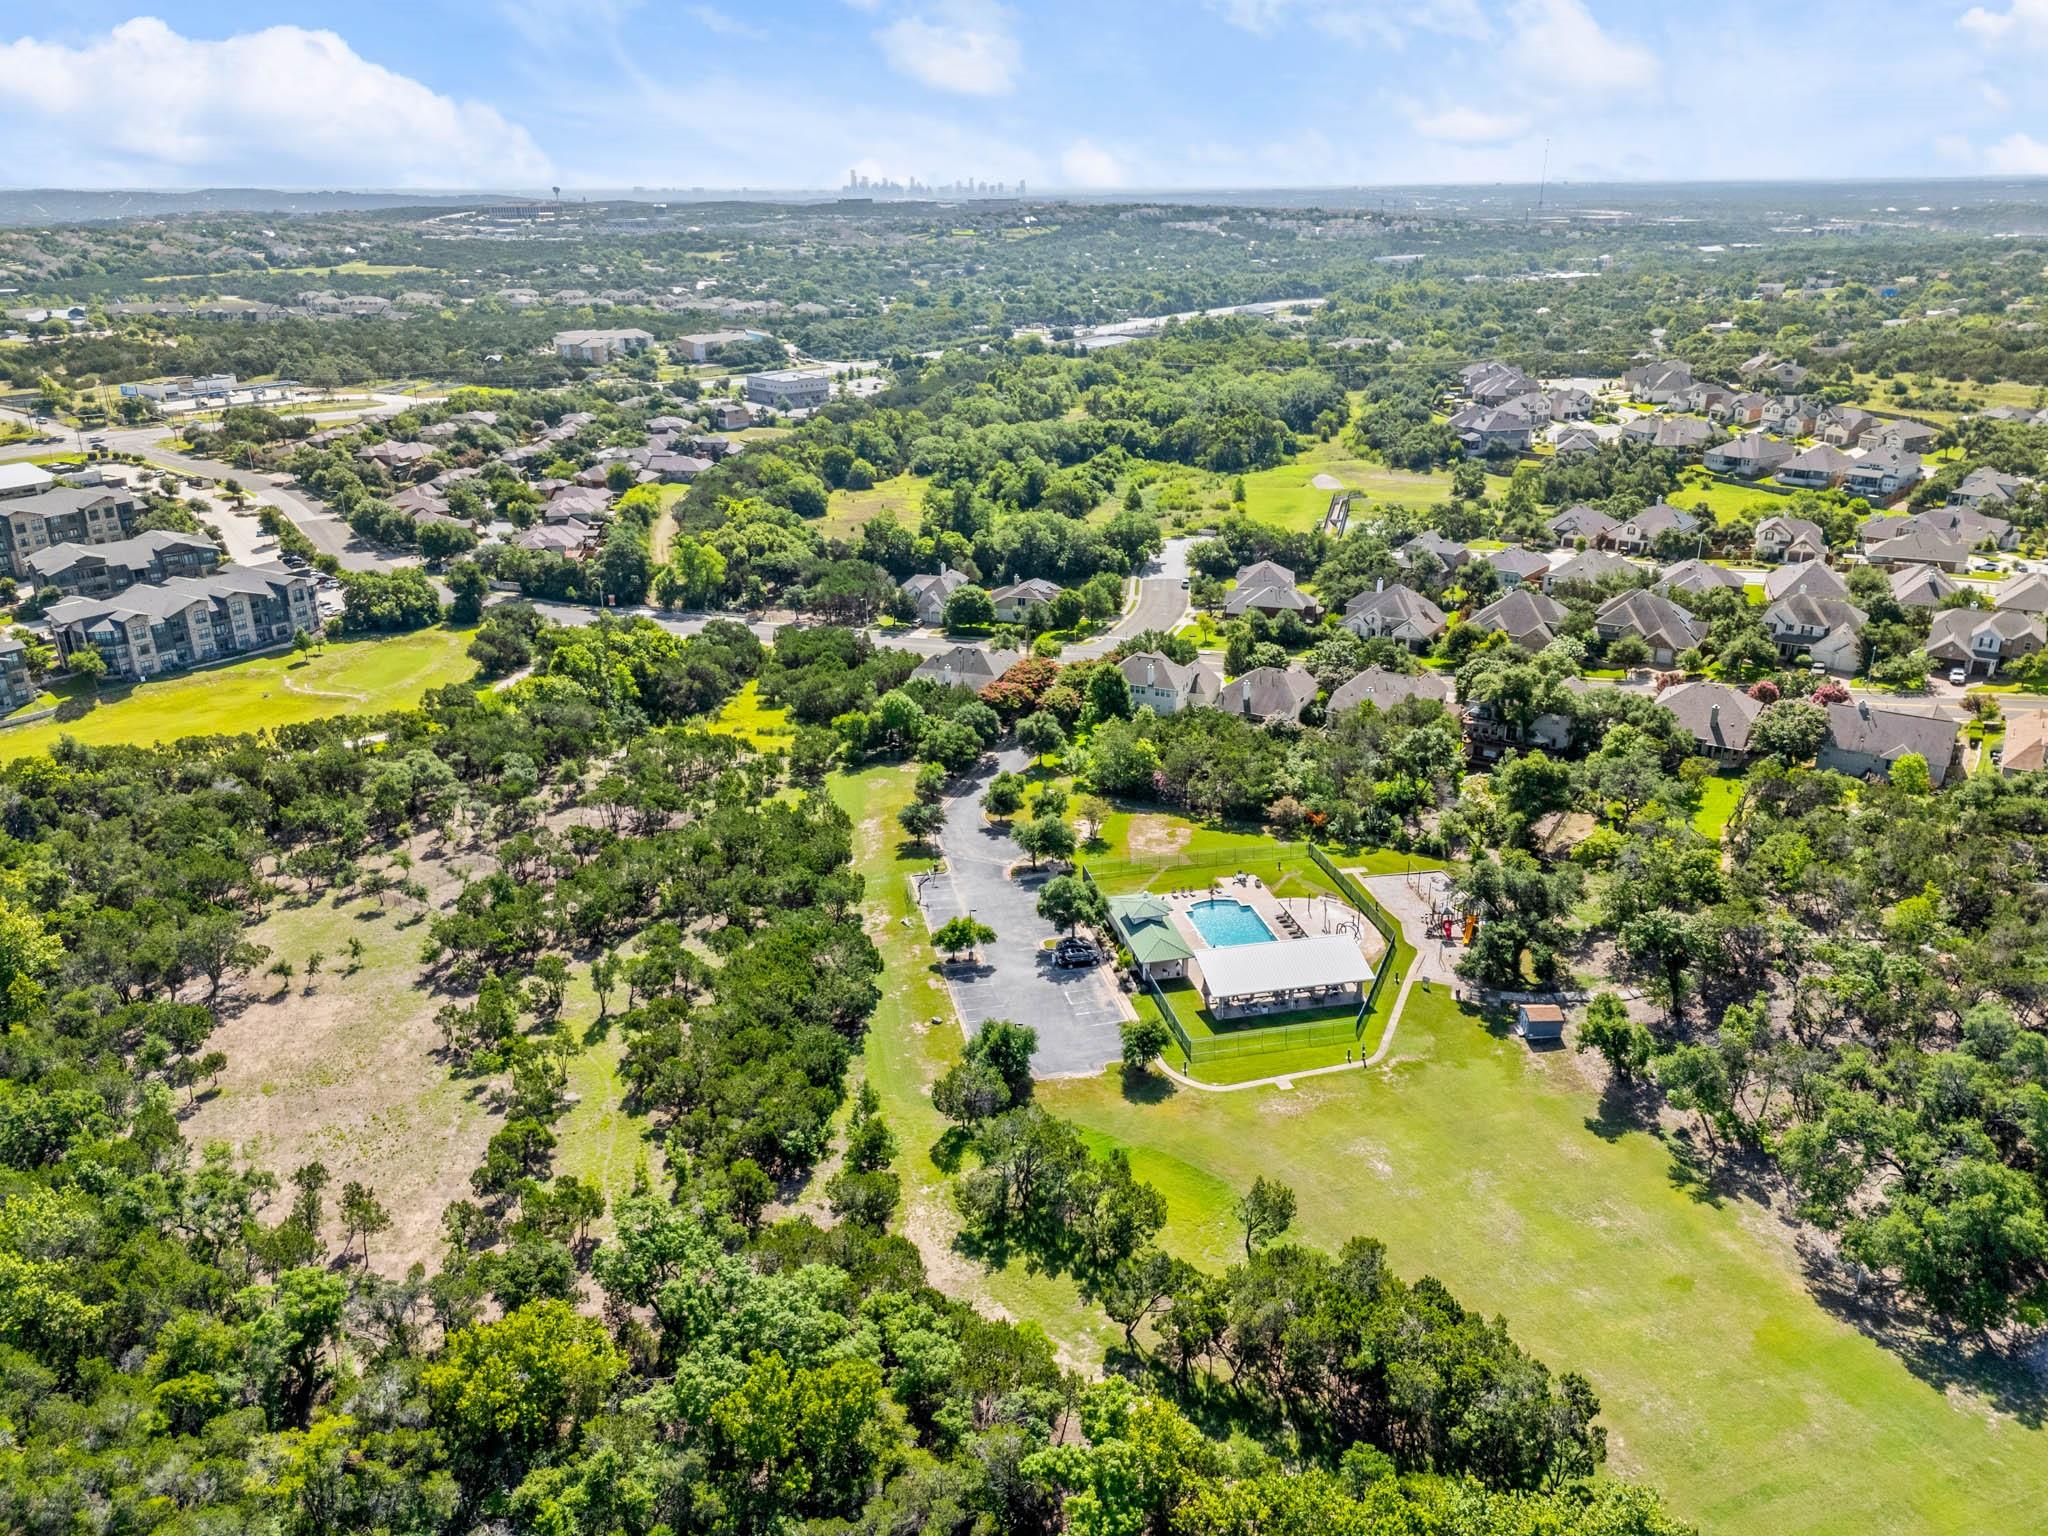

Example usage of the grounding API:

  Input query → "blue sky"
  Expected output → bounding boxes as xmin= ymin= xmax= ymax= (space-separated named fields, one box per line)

xmin=3 ymin=2 xmax=2048 ymax=191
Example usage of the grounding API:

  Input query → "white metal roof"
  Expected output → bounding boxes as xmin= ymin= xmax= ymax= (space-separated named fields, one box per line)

xmin=1194 ymin=934 xmax=1374 ymax=1001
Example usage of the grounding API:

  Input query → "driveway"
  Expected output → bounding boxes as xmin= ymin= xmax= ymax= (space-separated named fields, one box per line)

xmin=920 ymin=748 xmax=1127 ymax=1077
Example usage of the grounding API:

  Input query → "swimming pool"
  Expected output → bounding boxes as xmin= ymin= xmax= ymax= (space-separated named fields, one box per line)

xmin=1186 ymin=897 xmax=1276 ymax=948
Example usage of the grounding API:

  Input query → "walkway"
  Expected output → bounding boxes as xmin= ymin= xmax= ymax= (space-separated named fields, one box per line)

xmin=920 ymin=748 xmax=1127 ymax=1077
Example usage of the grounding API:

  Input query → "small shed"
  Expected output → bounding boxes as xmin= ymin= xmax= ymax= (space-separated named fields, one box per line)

xmin=1516 ymin=1003 xmax=1567 ymax=1044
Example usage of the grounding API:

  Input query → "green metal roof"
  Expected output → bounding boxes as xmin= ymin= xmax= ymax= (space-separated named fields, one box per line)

xmin=1107 ymin=894 xmax=1193 ymax=964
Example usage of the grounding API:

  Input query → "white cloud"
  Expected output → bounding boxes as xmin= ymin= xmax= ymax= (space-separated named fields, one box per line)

xmin=687 ymin=5 xmax=766 ymax=40
xmin=0 ymin=18 xmax=550 ymax=187
xmin=1985 ymin=131 xmax=2048 ymax=172
xmin=1060 ymin=139 xmax=1127 ymax=188
xmin=876 ymin=1 xmax=1020 ymax=96
xmin=1407 ymin=104 xmax=1532 ymax=144
xmin=1209 ymin=0 xmax=1485 ymax=45
xmin=1960 ymin=0 xmax=2048 ymax=47
xmin=1508 ymin=0 xmax=1658 ymax=97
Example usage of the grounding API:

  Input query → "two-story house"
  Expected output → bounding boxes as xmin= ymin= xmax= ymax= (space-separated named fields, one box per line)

xmin=1342 ymin=583 xmax=1448 ymax=650
xmin=1926 ymin=608 xmax=2046 ymax=678
xmin=1117 ymin=652 xmax=1219 ymax=714
xmin=1763 ymin=593 xmax=1867 ymax=673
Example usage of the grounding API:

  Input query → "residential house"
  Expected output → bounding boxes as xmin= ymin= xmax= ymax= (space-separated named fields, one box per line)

xmin=1106 ymin=894 xmax=1194 ymax=981
xmin=1470 ymin=589 xmax=1568 ymax=651
xmin=1656 ymin=680 xmax=1763 ymax=762
xmin=1870 ymin=419 xmax=1939 ymax=454
xmin=1819 ymin=699 xmax=1961 ymax=786
xmin=1118 ymin=652 xmax=1218 ymax=715
xmin=900 ymin=566 xmax=971 ymax=625
xmin=1447 ymin=401 xmax=1538 ymax=453
xmin=1889 ymin=562 xmax=1959 ymax=608
xmin=1547 ymin=504 xmax=1619 ymax=546
xmin=23 ymin=530 xmax=220 ymax=598
xmin=0 ymin=485 xmax=142 ymax=580
xmin=1396 ymin=530 xmax=1470 ymax=573
xmin=911 ymin=645 xmax=1021 ymax=691
xmin=46 ymin=564 xmax=319 ymax=681
xmin=1841 ymin=446 xmax=1921 ymax=503
xmin=1819 ymin=407 xmax=1877 ymax=447
xmin=1764 ymin=593 xmax=1868 ymax=672
xmin=1604 ymin=502 xmax=1699 ymax=555
xmin=1754 ymin=514 xmax=1830 ymax=563
xmin=1225 ymin=560 xmax=1318 ymax=619
xmin=707 ymin=401 xmax=755 ymax=431
xmin=1470 ymin=546 xmax=1551 ymax=586
xmin=357 ymin=440 xmax=436 ymax=472
xmin=1762 ymin=395 xmax=1825 ymax=437
xmin=1594 ymin=588 xmax=1705 ymax=666
xmin=1545 ymin=548 xmax=1640 ymax=593
xmin=1659 ymin=558 xmax=1746 ymax=597
xmin=1622 ymin=360 xmax=1695 ymax=402
xmin=1680 ymin=383 xmax=1736 ymax=417
xmin=1709 ymin=390 xmax=1771 ymax=426
xmin=1865 ymin=525 xmax=1971 ymax=571
xmin=545 ymin=486 xmax=612 ymax=524
xmin=1217 ymin=665 xmax=1319 ymax=724
xmin=1995 ymin=571 xmax=2048 ymax=614
xmin=1764 ymin=559 xmax=1850 ymax=604
xmin=1552 ymin=426 xmax=1602 ymax=456
xmin=552 ymin=328 xmax=654 ymax=364
xmin=989 ymin=578 xmax=1062 ymax=623
xmin=1545 ymin=386 xmax=1595 ymax=419
xmin=1910 ymin=505 xmax=2017 ymax=549
xmin=0 ymin=637 xmax=35 ymax=713
xmin=645 ymin=453 xmax=713 ymax=483
xmin=1926 ymin=608 xmax=2046 ymax=678
xmin=1776 ymin=444 xmax=1855 ymax=490
xmin=1460 ymin=361 xmax=1536 ymax=404
xmin=1652 ymin=416 xmax=1715 ymax=454
xmin=1706 ymin=432 xmax=1795 ymax=479
xmin=1342 ymin=583 xmax=1448 ymax=650
xmin=1999 ymin=710 xmax=2048 ymax=775
xmin=1947 ymin=466 xmax=2028 ymax=510
xmin=515 ymin=521 xmax=598 ymax=557
xmin=1326 ymin=666 xmax=1456 ymax=717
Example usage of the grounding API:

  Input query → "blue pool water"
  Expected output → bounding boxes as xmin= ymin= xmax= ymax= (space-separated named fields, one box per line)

xmin=1186 ymin=898 xmax=1276 ymax=947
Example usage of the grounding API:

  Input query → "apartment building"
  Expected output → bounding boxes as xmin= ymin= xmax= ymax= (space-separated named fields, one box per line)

xmin=46 ymin=563 xmax=319 ymax=681
xmin=0 ymin=485 xmax=142 ymax=580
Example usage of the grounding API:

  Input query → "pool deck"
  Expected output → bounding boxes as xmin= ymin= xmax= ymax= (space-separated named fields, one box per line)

xmin=1147 ymin=874 xmax=1387 ymax=1009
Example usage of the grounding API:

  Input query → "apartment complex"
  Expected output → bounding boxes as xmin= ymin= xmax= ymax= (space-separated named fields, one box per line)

xmin=0 ymin=485 xmax=143 ymax=580
xmin=0 ymin=637 xmax=36 ymax=713
xmin=47 ymin=563 xmax=319 ymax=681
xmin=23 ymin=530 xmax=221 ymax=598
xmin=743 ymin=368 xmax=832 ymax=410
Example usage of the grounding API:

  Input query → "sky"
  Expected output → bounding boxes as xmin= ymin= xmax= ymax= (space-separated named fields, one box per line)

xmin=3 ymin=1 xmax=2048 ymax=193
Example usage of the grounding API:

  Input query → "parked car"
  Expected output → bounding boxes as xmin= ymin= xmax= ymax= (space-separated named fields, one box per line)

xmin=1949 ymin=667 xmax=1968 ymax=686
xmin=1053 ymin=937 xmax=1101 ymax=968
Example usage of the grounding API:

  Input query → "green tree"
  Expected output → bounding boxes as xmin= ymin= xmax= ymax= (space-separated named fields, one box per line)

xmin=933 ymin=914 xmax=995 ymax=961
xmin=1234 ymin=1175 xmax=1296 ymax=1257
xmin=423 ymin=1301 xmax=624 ymax=1493
xmin=1576 ymin=991 xmax=1655 ymax=1082
xmin=1036 ymin=873 xmax=1095 ymax=934
xmin=1014 ymin=813 xmax=1076 ymax=870
xmin=1016 ymin=709 xmax=1068 ymax=764
xmin=1121 ymin=1013 xmax=1172 ymax=1078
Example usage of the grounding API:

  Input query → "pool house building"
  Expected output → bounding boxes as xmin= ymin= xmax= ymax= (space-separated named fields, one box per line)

xmin=1106 ymin=881 xmax=1377 ymax=1017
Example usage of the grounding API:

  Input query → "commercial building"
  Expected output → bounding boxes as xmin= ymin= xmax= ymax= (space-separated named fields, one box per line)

xmin=552 ymin=328 xmax=654 ymax=364
xmin=744 ymin=368 xmax=833 ymax=410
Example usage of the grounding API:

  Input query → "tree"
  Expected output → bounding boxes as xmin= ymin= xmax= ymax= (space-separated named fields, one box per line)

xmin=1016 ymin=709 xmax=1068 ymax=764
xmin=724 ymin=1157 xmax=775 ymax=1234
xmin=933 ymin=915 xmax=995 ymax=961
xmin=338 ymin=1181 xmax=392 ymax=1267
xmin=422 ymin=1301 xmax=624 ymax=1492
xmin=1036 ymin=873 xmax=1095 ymax=934
xmin=1086 ymin=665 xmax=1133 ymax=721
xmin=1889 ymin=751 xmax=1933 ymax=796
xmin=1013 ymin=813 xmax=1076 ymax=870
xmin=1234 ymin=1175 xmax=1297 ymax=1257
xmin=1074 ymin=793 xmax=1111 ymax=845
xmin=943 ymin=584 xmax=996 ymax=630
xmin=67 ymin=645 xmax=107 ymax=688
xmin=983 ymin=771 xmax=1026 ymax=818
xmin=291 ymin=629 xmax=315 ymax=659
xmin=897 ymin=798 xmax=946 ymax=850
xmin=1121 ymin=1014 xmax=1172 ymax=1078
xmin=1749 ymin=699 xmax=1828 ymax=763
xmin=1576 ymin=991 xmax=1655 ymax=1082
xmin=446 ymin=558 xmax=492 ymax=623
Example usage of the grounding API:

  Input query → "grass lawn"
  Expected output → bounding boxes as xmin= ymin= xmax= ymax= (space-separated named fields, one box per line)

xmin=1669 ymin=474 xmax=1797 ymax=526
xmin=0 ymin=626 xmax=478 ymax=759
xmin=705 ymin=680 xmax=797 ymax=749
xmin=1236 ymin=439 xmax=1487 ymax=531
xmin=821 ymin=471 xmax=931 ymax=540
xmin=1037 ymin=983 xmax=2048 ymax=1535
xmin=1692 ymin=772 xmax=1746 ymax=840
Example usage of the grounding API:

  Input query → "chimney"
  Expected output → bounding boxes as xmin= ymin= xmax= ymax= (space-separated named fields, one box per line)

xmin=1709 ymin=703 xmax=1720 ymax=729
xmin=1376 ymin=577 xmax=1384 ymax=592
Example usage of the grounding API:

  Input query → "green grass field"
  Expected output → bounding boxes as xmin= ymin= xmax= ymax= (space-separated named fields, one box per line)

xmin=821 ymin=472 xmax=931 ymax=540
xmin=1691 ymin=772 xmax=1745 ymax=840
xmin=705 ymin=680 xmax=797 ymax=749
xmin=1236 ymin=439 xmax=1483 ymax=531
xmin=836 ymin=772 xmax=2048 ymax=1533
xmin=0 ymin=626 xmax=478 ymax=759
xmin=1669 ymin=473 xmax=1797 ymax=527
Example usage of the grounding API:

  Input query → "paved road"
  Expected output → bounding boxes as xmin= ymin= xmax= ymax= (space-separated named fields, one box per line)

xmin=920 ymin=748 xmax=1127 ymax=1077
xmin=1067 ymin=538 xmax=1192 ymax=660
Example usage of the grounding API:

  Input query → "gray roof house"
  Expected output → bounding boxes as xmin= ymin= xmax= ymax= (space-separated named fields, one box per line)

xmin=1118 ymin=652 xmax=1219 ymax=715
xmin=1926 ymin=607 xmax=2047 ymax=678
xmin=1819 ymin=699 xmax=1961 ymax=786
xmin=1948 ymin=466 xmax=2028 ymax=510
xmin=1342 ymin=583 xmax=1448 ymax=649
xmin=1470 ymin=546 xmax=1552 ymax=586
xmin=1656 ymin=680 xmax=1764 ymax=761
xmin=1604 ymin=502 xmax=1699 ymax=554
xmin=1764 ymin=594 xmax=1868 ymax=673
xmin=1623 ymin=360 xmax=1695 ymax=402
xmin=1754 ymin=515 xmax=1829 ymax=563
xmin=1547 ymin=504 xmax=1619 ymax=545
xmin=911 ymin=645 xmax=1020 ymax=691
xmin=1994 ymin=571 xmax=2048 ymax=614
xmin=1841 ymin=446 xmax=1921 ymax=502
xmin=1652 ymin=416 xmax=1716 ymax=454
xmin=901 ymin=566 xmax=971 ymax=625
xmin=1889 ymin=562 xmax=1960 ymax=608
xmin=1705 ymin=432 xmax=1796 ymax=479
xmin=1326 ymin=665 xmax=1456 ymax=717
xmin=1763 ymin=559 xmax=1850 ymax=604
xmin=1225 ymin=560 xmax=1318 ymax=619
xmin=1217 ymin=665 xmax=1319 ymax=724
xmin=1594 ymin=588 xmax=1705 ymax=665
xmin=1397 ymin=530 xmax=1471 ymax=572
xmin=1776 ymin=444 xmax=1855 ymax=490
xmin=989 ymin=578 xmax=1062 ymax=623
xmin=1470 ymin=589 xmax=1568 ymax=651
xmin=1659 ymin=558 xmax=1746 ymax=597
xmin=1870 ymin=419 xmax=1939 ymax=453
xmin=1545 ymin=548 xmax=1641 ymax=593
xmin=1909 ymin=505 xmax=2017 ymax=549
xmin=1865 ymin=525 xmax=1971 ymax=571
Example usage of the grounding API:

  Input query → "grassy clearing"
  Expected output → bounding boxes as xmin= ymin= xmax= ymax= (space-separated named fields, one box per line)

xmin=821 ymin=471 xmax=931 ymax=540
xmin=0 ymin=627 xmax=478 ymax=759
xmin=1691 ymin=773 xmax=1745 ymax=840
xmin=1039 ymin=981 xmax=2047 ymax=1535
xmin=705 ymin=680 xmax=796 ymax=749
xmin=1669 ymin=473 xmax=1797 ymax=526
xmin=1236 ymin=439 xmax=1481 ymax=531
